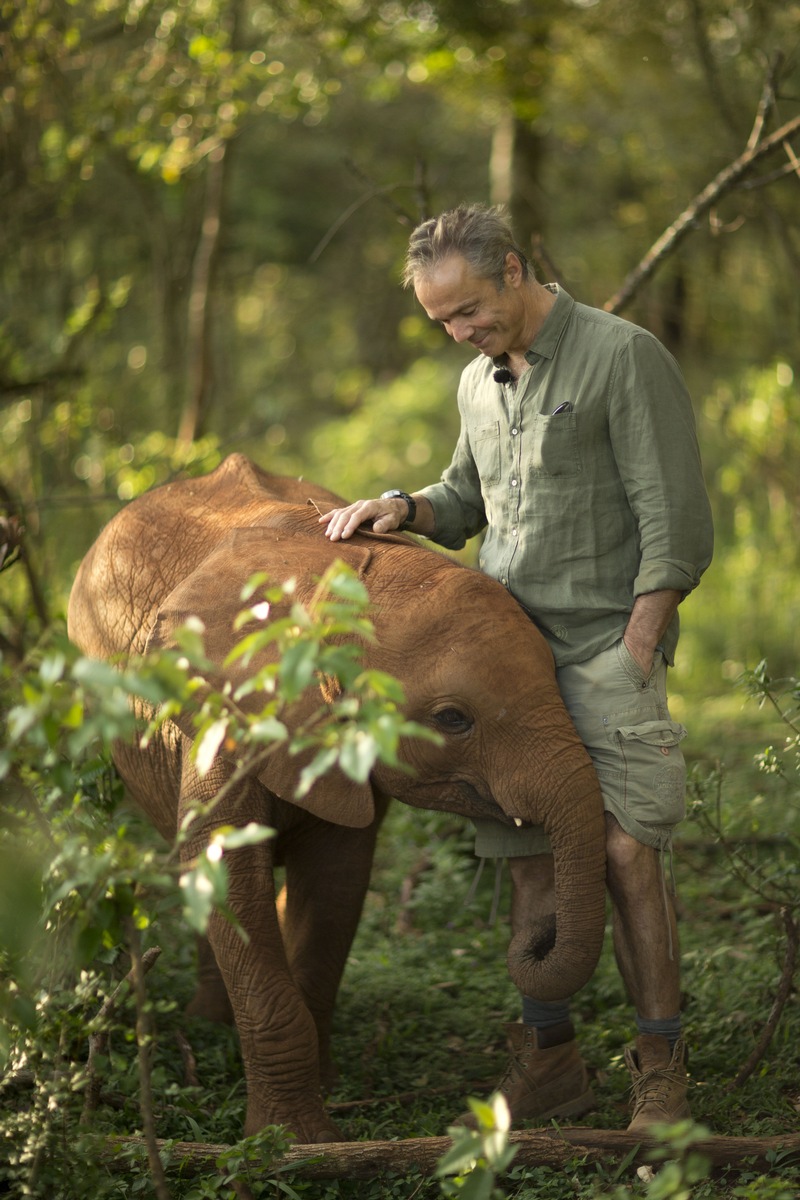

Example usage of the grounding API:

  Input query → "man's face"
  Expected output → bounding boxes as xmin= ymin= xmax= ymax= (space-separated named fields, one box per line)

xmin=414 ymin=252 xmax=525 ymax=358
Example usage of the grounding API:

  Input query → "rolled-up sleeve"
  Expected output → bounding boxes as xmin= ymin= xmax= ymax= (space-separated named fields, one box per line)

xmin=609 ymin=334 xmax=714 ymax=599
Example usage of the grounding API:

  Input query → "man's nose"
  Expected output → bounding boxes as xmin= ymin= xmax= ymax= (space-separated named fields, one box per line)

xmin=447 ymin=319 xmax=473 ymax=344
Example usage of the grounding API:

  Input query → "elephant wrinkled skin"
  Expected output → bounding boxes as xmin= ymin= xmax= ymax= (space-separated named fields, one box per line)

xmin=67 ymin=453 xmax=605 ymax=1144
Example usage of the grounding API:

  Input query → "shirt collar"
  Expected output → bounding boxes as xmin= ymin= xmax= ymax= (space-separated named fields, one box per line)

xmin=491 ymin=285 xmax=574 ymax=374
xmin=524 ymin=284 xmax=574 ymax=362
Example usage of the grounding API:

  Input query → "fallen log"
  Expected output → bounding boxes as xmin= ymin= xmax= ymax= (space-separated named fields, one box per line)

xmin=105 ymin=1127 xmax=800 ymax=1182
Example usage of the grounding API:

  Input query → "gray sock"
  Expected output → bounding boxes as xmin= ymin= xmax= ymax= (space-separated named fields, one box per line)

xmin=636 ymin=1013 xmax=682 ymax=1049
xmin=522 ymin=996 xmax=571 ymax=1029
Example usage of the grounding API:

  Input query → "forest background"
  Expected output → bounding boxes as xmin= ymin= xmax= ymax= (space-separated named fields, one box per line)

xmin=2 ymin=0 xmax=799 ymax=693
xmin=1 ymin=1 xmax=800 ymax=1198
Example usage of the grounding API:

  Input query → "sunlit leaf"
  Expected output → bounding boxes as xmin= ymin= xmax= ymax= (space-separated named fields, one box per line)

xmin=194 ymin=717 xmax=229 ymax=776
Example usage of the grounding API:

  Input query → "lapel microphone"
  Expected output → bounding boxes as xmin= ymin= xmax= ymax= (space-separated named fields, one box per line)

xmin=493 ymin=367 xmax=513 ymax=384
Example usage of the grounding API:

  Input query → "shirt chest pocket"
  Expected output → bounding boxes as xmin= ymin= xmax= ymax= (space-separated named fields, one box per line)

xmin=530 ymin=413 xmax=581 ymax=476
xmin=469 ymin=421 xmax=502 ymax=484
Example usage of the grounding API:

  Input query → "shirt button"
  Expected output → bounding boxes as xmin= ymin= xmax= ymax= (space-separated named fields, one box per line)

xmin=501 ymin=577 xmax=508 ymax=586
xmin=511 ymin=479 xmax=518 ymax=487
xmin=511 ymin=528 xmax=518 ymax=537
xmin=511 ymin=427 xmax=518 ymax=436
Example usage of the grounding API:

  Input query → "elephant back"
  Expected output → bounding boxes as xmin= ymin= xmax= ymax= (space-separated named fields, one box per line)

xmin=67 ymin=455 xmax=345 ymax=660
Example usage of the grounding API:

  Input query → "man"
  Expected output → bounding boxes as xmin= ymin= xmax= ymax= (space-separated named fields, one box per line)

xmin=320 ymin=203 xmax=713 ymax=1131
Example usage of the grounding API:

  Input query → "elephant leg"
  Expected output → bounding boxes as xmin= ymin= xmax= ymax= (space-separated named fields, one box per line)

xmin=179 ymin=761 xmax=343 ymax=1144
xmin=185 ymin=935 xmax=234 ymax=1025
xmin=279 ymin=797 xmax=389 ymax=1094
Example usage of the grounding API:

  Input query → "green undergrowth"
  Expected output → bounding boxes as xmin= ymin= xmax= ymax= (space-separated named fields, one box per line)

xmin=1 ymin=669 xmax=799 ymax=1199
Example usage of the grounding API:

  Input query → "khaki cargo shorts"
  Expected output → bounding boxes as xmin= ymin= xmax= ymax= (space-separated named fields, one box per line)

xmin=473 ymin=638 xmax=687 ymax=857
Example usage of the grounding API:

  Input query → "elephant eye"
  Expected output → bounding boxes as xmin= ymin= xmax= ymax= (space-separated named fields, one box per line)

xmin=431 ymin=707 xmax=473 ymax=735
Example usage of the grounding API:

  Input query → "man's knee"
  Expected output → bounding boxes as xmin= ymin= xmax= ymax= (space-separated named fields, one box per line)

xmin=605 ymin=813 xmax=658 ymax=883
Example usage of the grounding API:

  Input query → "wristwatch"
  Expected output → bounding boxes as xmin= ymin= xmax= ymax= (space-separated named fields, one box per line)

xmin=380 ymin=489 xmax=417 ymax=531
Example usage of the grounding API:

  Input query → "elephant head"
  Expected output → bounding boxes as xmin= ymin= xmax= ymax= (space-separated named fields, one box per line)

xmin=67 ymin=453 xmax=606 ymax=1140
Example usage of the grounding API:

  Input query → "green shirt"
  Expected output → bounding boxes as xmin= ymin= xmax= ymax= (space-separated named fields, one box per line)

xmin=419 ymin=286 xmax=714 ymax=666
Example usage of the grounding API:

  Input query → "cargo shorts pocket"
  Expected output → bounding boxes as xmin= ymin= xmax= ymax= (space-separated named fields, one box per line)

xmin=613 ymin=718 xmax=687 ymax=826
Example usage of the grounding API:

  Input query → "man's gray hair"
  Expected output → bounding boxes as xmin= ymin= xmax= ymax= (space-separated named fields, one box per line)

xmin=402 ymin=203 xmax=529 ymax=291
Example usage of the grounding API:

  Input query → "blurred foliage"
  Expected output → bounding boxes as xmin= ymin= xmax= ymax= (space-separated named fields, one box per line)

xmin=0 ymin=0 xmax=799 ymax=676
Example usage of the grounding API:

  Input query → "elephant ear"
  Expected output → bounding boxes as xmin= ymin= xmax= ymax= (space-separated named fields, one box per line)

xmin=145 ymin=526 xmax=378 ymax=828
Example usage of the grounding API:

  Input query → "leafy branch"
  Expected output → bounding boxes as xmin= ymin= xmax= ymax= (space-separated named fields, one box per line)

xmin=687 ymin=663 xmax=800 ymax=1091
xmin=0 ymin=560 xmax=433 ymax=1197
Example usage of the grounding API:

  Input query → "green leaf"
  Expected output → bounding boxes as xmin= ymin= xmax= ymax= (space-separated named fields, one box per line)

xmin=71 ymin=657 xmax=123 ymax=691
xmin=180 ymin=856 xmax=228 ymax=935
xmin=325 ymin=566 xmax=370 ymax=605
xmin=278 ymin=639 xmax=318 ymax=700
xmin=40 ymin=652 xmax=67 ymax=685
xmin=194 ymin=717 xmax=229 ymax=776
xmin=295 ymin=747 xmax=339 ymax=799
xmin=459 ymin=1168 xmax=495 ymax=1200
xmin=211 ymin=823 xmax=275 ymax=851
xmin=246 ymin=716 xmax=288 ymax=744
xmin=436 ymin=1130 xmax=482 ymax=1176
xmin=239 ymin=571 xmax=270 ymax=602
xmin=338 ymin=731 xmax=378 ymax=783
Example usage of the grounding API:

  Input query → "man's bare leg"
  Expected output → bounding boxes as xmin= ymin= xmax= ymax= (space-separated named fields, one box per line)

xmin=603 ymin=812 xmax=690 ymax=1129
xmin=603 ymin=812 xmax=680 ymax=1017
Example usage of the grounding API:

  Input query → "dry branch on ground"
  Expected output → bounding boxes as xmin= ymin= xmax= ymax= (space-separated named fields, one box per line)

xmin=106 ymin=1127 xmax=800 ymax=1182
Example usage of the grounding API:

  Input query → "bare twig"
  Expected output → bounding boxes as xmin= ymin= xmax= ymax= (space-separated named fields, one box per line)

xmin=82 ymin=946 xmax=162 ymax=1123
xmin=175 ymin=1030 xmax=200 ymax=1089
xmin=746 ymin=53 xmax=783 ymax=153
xmin=782 ymin=136 xmax=800 ymax=182
xmin=395 ymin=850 xmax=432 ymax=935
xmin=727 ymin=906 xmax=800 ymax=1092
xmin=0 ymin=513 xmax=23 ymax=572
xmin=604 ymin=111 xmax=800 ymax=314
xmin=344 ymin=158 xmax=418 ymax=227
xmin=529 ymin=234 xmax=569 ymax=288
xmin=0 ymin=477 xmax=49 ymax=633
xmin=308 ymin=187 xmax=400 ymax=264
xmin=738 ymin=159 xmax=800 ymax=190
xmin=308 ymin=160 xmax=421 ymax=264
xmin=123 ymin=920 xmax=171 ymax=1200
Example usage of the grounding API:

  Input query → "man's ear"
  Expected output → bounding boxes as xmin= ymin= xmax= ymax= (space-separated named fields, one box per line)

xmin=504 ymin=250 xmax=525 ymax=288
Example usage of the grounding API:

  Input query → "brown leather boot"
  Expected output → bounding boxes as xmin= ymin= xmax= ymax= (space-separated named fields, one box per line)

xmin=460 ymin=1021 xmax=595 ymax=1128
xmin=625 ymin=1034 xmax=690 ymax=1132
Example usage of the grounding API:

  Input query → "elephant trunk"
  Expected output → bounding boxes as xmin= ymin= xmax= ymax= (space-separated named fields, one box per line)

xmin=505 ymin=754 xmax=606 ymax=1001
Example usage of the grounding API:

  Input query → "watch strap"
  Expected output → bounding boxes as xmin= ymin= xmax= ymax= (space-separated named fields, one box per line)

xmin=380 ymin=489 xmax=416 ymax=531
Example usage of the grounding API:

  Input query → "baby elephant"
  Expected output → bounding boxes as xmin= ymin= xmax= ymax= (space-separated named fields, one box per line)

xmin=67 ymin=453 xmax=604 ymax=1144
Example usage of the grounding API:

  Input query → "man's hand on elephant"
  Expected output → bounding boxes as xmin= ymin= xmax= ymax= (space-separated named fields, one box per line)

xmin=319 ymin=498 xmax=404 ymax=541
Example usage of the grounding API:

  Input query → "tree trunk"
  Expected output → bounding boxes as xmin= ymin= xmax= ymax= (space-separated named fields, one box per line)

xmin=490 ymin=111 xmax=548 ymax=271
xmin=176 ymin=143 xmax=228 ymax=452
